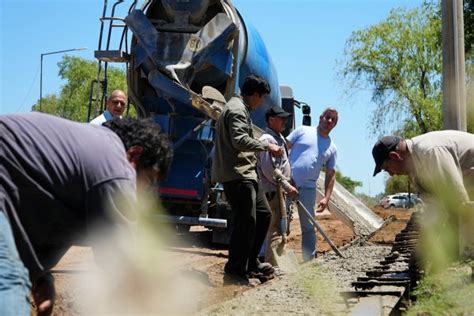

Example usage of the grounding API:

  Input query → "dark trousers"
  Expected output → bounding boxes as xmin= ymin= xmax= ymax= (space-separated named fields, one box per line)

xmin=223 ymin=180 xmax=271 ymax=275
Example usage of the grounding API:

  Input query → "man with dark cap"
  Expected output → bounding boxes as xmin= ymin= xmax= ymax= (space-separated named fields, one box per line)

xmin=372 ymin=130 xmax=474 ymax=258
xmin=257 ymin=106 xmax=298 ymax=267
xmin=372 ymin=131 xmax=474 ymax=202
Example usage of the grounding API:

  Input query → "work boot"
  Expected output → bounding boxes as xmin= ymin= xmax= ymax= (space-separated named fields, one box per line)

xmin=223 ymin=272 xmax=249 ymax=286
xmin=247 ymin=259 xmax=275 ymax=276
xmin=247 ymin=271 xmax=275 ymax=284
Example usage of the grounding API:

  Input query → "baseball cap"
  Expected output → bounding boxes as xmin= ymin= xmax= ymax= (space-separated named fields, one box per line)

xmin=266 ymin=106 xmax=291 ymax=118
xmin=372 ymin=136 xmax=402 ymax=176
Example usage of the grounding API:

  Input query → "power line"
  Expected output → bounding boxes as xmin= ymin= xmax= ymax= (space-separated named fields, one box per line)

xmin=16 ymin=63 xmax=40 ymax=112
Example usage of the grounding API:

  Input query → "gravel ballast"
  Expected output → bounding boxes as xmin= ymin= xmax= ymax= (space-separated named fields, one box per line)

xmin=200 ymin=243 xmax=392 ymax=315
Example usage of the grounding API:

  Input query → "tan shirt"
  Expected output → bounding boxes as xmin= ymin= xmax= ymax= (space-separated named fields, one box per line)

xmin=407 ymin=130 xmax=474 ymax=202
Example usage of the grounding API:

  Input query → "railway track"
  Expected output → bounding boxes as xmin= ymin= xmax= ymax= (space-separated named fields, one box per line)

xmin=341 ymin=211 xmax=421 ymax=315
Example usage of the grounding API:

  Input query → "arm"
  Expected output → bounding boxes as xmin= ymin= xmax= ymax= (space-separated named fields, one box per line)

xmin=228 ymin=110 xmax=283 ymax=156
xmin=258 ymin=136 xmax=279 ymax=184
xmin=317 ymin=168 xmax=336 ymax=212
xmin=32 ymin=273 xmax=55 ymax=316
xmin=85 ymin=179 xmax=137 ymax=269
xmin=258 ymin=137 xmax=297 ymax=195
xmin=228 ymin=110 xmax=268 ymax=152
xmin=317 ymin=148 xmax=337 ymax=212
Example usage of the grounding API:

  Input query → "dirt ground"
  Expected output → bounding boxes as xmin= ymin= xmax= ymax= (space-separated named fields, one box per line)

xmin=50 ymin=206 xmax=412 ymax=314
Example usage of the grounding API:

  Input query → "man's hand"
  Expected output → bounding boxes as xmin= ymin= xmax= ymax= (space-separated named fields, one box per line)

xmin=32 ymin=273 xmax=55 ymax=316
xmin=286 ymin=185 xmax=299 ymax=198
xmin=316 ymin=197 xmax=329 ymax=213
xmin=267 ymin=143 xmax=283 ymax=157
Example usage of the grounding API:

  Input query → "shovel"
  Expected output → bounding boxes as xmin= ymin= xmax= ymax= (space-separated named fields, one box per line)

xmin=271 ymin=173 xmax=299 ymax=273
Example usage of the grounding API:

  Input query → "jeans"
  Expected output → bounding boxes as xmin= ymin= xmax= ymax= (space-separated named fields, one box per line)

xmin=0 ymin=211 xmax=31 ymax=316
xmin=223 ymin=180 xmax=271 ymax=275
xmin=296 ymin=187 xmax=317 ymax=262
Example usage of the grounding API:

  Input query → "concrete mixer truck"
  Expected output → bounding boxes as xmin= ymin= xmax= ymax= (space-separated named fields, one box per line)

xmin=89 ymin=0 xmax=311 ymax=242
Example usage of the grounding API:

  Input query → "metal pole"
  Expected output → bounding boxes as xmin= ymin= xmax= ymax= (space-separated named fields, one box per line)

xmin=38 ymin=47 xmax=87 ymax=112
xmin=40 ymin=54 xmax=43 ymax=112
xmin=442 ymin=0 xmax=466 ymax=131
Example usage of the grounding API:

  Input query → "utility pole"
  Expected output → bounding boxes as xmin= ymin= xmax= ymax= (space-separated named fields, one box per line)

xmin=39 ymin=47 xmax=87 ymax=112
xmin=441 ymin=0 xmax=466 ymax=131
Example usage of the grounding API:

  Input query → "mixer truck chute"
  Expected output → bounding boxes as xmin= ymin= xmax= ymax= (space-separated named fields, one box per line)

xmin=90 ymin=0 xmax=306 ymax=240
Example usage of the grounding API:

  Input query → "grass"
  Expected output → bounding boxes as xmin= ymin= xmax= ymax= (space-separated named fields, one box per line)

xmin=406 ymin=260 xmax=474 ymax=315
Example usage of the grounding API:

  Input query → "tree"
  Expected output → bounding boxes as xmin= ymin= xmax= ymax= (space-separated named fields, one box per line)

xmin=384 ymin=175 xmax=413 ymax=195
xmin=468 ymin=64 xmax=474 ymax=132
xmin=340 ymin=3 xmax=442 ymax=137
xmin=335 ymin=170 xmax=362 ymax=194
xmin=32 ymin=56 xmax=128 ymax=122
xmin=465 ymin=0 xmax=474 ymax=58
xmin=355 ymin=192 xmax=380 ymax=208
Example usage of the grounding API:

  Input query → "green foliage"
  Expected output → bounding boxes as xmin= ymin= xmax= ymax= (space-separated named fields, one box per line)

xmin=32 ymin=56 xmax=128 ymax=122
xmin=465 ymin=0 xmax=474 ymax=58
xmin=384 ymin=175 xmax=412 ymax=195
xmin=407 ymin=261 xmax=474 ymax=314
xmin=335 ymin=170 xmax=362 ymax=194
xmin=355 ymin=192 xmax=379 ymax=208
xmin=341 ymin=2 xmax=442 ymax=137
xmin=467 ymin=62 xmax=474 ymax=133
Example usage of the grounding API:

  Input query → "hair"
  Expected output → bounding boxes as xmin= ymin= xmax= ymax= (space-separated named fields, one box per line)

xmin=103 ymin=118 xmax=173 ymax=178
xmin=241 ymin=75 xmax=271 ymax=97
xmin=321 ymin=107 xmax=339 ymax=124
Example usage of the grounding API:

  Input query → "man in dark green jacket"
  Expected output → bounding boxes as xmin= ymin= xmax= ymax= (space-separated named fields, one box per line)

xmin=212 ymin=75 xmax=282 ymax=285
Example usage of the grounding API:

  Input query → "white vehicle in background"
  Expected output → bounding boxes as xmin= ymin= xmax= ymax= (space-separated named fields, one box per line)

xmin=380 ymin=193 xmax=423 ymax=209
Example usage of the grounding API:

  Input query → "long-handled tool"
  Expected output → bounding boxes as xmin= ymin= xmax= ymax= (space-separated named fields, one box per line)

xmin=276 ymin=175 xmax=289 ymax=252
xmin=271 ymin=169 xmax=299 ymax=272
xmin=295 ymin=199 xmax=346 ymax=258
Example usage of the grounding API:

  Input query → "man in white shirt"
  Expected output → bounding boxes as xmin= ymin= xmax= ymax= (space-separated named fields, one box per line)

xmin=90 ymin=89 xmax=127 ymax=125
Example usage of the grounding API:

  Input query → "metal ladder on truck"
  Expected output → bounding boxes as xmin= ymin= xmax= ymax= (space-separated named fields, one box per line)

xmin=87 ymin=0 xmax=139 ymax=122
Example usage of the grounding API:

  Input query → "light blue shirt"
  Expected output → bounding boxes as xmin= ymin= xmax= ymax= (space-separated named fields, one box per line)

xmin=287 ymin=126 xmax=337 ymax=189
xmin=89 ymin=110 xmax=114 ymax=125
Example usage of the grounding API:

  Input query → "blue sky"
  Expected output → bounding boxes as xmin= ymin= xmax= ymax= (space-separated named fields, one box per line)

xmin=1 ymin=0 xmax=424 ymax=196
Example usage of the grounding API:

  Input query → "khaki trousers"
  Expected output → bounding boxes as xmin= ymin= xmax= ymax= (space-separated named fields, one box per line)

xmin=264 ymin=192 xmax=284 ymax=266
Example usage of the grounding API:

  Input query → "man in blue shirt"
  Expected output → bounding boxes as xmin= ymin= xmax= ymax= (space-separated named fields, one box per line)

xmin=286 ymin=108 xmax=338 ymax=261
